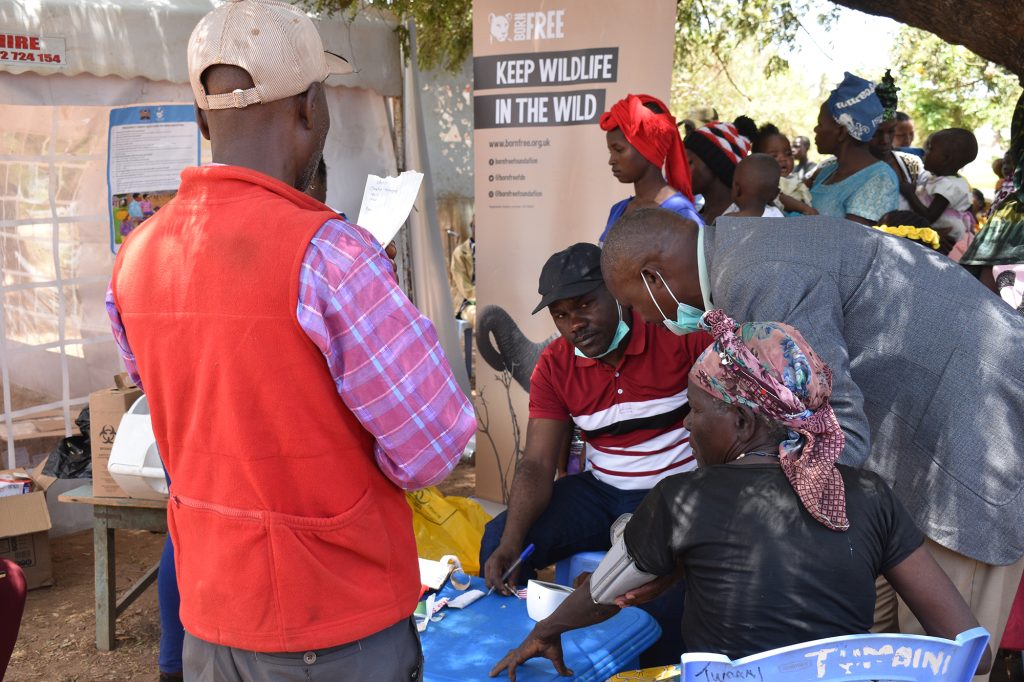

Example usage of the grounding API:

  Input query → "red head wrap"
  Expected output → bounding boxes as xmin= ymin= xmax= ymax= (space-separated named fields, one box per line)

xmin=599 ymin=94 xmax=694 ymax=202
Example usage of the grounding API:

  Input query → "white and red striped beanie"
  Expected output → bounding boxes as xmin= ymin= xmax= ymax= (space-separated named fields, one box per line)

xmin=684 ymin=122 xmax=752 ymax=188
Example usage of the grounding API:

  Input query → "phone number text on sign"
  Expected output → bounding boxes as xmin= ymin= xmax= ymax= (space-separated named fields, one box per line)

xmin=0 ymin=34 xmax=66 ymax=68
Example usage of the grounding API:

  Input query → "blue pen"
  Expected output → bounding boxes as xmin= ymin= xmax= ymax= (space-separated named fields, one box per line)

xmin=488 ymin=543 xmax=535 ymax=596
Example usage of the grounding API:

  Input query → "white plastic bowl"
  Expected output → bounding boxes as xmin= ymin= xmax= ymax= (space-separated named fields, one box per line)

xmin=107 ymin=395 xmax=168 ymax=500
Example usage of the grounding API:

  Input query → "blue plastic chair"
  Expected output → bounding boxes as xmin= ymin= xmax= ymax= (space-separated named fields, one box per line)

xmin=554 ymin=551 xmax=606 ymax=587
xmin=680 ymin=628 xmax=990 ymax=682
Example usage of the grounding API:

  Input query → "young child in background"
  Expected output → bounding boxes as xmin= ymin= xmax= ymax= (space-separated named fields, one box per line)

xmin=900 ymin=128 xmax=978 ymax=244
xmin=990 ymin=150 xmax=1018 ymax=218
xmin=753 ymin=124 xmax=817 ymax=215
xmin=723 ymin=153 xmax=784 ymax=218
xmin=971 ymin=188 xmax=987 ymax=224
xmin=995 ymin=150 xmax=1015 ymax=194
xmin=994 ymin=157 xmax=1008 ymax=192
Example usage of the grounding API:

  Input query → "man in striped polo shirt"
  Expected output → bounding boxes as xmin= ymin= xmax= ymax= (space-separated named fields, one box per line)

xmin=481 ymin=243 xmax=711 ymax=598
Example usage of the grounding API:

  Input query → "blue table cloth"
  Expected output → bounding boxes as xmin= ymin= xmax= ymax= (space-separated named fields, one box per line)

xmin=421 ymin=577 xmax=661 ymax=682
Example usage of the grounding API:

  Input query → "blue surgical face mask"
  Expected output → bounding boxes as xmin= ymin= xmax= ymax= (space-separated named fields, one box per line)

xmin=575 ymin=303 xmax=630 ymax=358
xmin=642 ymin=272 xmax=705 ymax=335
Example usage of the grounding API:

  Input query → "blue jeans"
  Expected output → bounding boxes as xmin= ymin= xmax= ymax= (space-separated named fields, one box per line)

xmin=160 ymin=471 xmax=184 ymax=675
xmin=479 ymin=472 xmax=649 ymax=581
xmin=478 ymin=471 xmax=684 ymax=666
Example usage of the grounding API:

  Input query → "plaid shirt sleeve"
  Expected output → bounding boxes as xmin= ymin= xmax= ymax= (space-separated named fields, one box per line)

xmin=297 ymin=219 xmax=475 ymax=490
xmin=105 ymin=284 xmax=145 ymax=393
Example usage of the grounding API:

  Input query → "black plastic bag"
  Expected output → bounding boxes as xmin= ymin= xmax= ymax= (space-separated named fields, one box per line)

xmin=42 ymin=407 xmax=92 ymax=479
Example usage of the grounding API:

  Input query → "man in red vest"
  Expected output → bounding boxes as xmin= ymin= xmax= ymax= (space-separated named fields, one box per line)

xmin=106 ymin=1 xmax=475 ymax=679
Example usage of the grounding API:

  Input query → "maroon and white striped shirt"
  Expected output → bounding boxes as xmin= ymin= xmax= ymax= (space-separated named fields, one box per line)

xmin=529 ymin=311 xmax=712 ymax=490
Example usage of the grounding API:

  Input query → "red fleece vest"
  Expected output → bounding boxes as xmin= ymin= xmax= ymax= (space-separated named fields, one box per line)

xmin=111 ymin=165 xmax=420 ymax=652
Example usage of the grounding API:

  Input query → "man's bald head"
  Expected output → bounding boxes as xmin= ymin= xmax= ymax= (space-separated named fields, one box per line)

xmin=601 ymin=208 xmax=698 ymax=278
xmin=600 ymin=208 xmax=704 ymax=325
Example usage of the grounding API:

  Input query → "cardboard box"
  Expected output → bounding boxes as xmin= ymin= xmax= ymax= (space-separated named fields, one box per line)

xmin=0 ymin=465 xmax=55 ymax=589
xmin=89 ymin=375 xmax=142 ymax=498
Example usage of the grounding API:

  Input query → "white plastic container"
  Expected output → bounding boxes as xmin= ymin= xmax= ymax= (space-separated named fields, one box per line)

xmin=526 ymin=579 xmax=574 ymax=621
xmin=107 ymin=395 xmax=168 ymax=500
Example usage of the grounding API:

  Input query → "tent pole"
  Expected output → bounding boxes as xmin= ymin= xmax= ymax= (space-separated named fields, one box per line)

xmin=386 ymin=90 xmax=416 ymax=302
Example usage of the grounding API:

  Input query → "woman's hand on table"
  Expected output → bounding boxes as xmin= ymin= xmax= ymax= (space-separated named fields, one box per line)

xmin=490 ymin=576 xmax=622 ymax=679
xmin=489 ymin=631 xmax=573 ymax=681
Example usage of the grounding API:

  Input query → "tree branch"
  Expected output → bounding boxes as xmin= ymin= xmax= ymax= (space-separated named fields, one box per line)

xmin=712 ymin=48 xmax=752 ymax=102
xmin=830 ymin=0 xmax=1024 ymax=76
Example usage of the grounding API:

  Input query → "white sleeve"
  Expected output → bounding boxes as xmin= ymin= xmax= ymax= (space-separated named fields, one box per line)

xmin=928 ymin=176 xmax=971 ymax=210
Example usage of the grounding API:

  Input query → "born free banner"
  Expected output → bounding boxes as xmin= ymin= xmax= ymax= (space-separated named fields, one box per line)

xmin=472 ymin=0 xmax=676 ymax=501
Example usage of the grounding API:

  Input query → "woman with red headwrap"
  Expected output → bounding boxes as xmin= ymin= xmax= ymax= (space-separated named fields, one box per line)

xmin=491 ymin=310 xmax=990 ymax=680
xmin=598 ymin=94 xmax=701 ymax=244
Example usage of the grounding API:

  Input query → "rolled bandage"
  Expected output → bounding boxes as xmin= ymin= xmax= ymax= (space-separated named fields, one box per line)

xmin=441 ymin=554 xmax=471 ymax=591
xmin=588 ymin=535 xmax=658 ymax=605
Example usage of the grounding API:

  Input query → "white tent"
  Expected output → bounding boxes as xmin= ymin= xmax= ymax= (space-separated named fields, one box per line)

xmin=0 ymin=0 xmax=467 ymax=478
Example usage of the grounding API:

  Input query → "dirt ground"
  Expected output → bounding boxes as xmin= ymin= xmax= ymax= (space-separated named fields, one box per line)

xmin=6 ymin=460 xmax=478 ymax=682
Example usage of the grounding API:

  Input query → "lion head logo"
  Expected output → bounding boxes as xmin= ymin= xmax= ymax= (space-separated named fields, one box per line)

xmin=489 ymin=13 xmax=511 ymax=42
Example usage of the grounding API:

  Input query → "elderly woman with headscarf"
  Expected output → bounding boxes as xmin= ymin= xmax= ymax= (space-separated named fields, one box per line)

xmin=869 ymin=70 xmax=923 ymax=211
xmin=811 ymin=72 xmax=899 ymax=224
xmin=597 ymin=94 xmax=701 ymax=244
xmin=490 ymin=309 xmax=990 ymax=680
xmin=683 ymin=120 xmax=754 ymax=223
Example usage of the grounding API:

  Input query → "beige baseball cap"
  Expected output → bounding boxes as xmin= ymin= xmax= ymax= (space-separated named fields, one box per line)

xmin=188 ymin=0 xmax=352 ymax=111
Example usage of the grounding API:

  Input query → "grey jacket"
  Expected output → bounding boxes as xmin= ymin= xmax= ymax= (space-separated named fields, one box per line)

xmin=706 ymin=216 xmax=1024 ymax=565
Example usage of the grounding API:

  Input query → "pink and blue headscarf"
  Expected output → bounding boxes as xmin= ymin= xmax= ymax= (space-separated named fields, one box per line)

xmin=691 ymin=309 xmax=849 ymax=532
xmin=827 ymin=72 xmax=885 ymax=143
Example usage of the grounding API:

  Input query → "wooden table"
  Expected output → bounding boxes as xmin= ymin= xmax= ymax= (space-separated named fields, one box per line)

xmin=58 ymin=483 xmax=167 ymax=651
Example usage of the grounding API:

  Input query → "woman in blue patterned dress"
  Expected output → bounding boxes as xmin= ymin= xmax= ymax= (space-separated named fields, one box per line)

xmin=811 ymin=72 xmax=899 ymax=225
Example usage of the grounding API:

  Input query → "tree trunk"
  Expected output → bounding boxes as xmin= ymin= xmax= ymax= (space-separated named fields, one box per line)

xmin=834 ymin=0 xmax=1024 ymax=78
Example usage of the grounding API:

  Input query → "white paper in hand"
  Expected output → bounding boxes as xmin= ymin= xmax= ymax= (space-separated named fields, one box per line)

xmin=356 ymin=170 xmax=424 ymax=245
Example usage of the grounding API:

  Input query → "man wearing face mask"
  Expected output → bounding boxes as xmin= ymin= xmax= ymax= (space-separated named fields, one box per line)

xmin=106 ymin=1 xmax=475 ymax=679
xmin=601 ymin=208 xmax=1024 ymax=664
xmin=480 ymin=243 xmax=710 ymax=606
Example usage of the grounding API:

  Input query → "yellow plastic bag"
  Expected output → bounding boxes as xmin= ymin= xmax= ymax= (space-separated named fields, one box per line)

xmin=606 ymin=665 xmax=680 ymax=681
xmin=406 ymin=486 xmax=492 ymax=576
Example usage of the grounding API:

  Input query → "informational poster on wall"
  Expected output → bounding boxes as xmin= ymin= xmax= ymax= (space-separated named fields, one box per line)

xmin=472 ymin=0 xmax=676 ymax=501
xmin=107 ymin=105 xmax=200 ymax=253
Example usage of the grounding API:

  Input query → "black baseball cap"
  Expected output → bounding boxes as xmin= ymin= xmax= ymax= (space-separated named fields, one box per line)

xmin=532 ymin=243 xmax=604 ymax=314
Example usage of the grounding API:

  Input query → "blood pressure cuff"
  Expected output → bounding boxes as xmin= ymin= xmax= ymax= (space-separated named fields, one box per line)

xmin=589 ymin=525 xmax=658 ymax=605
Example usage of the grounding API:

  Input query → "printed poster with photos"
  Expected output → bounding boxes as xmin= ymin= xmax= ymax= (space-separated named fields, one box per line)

xmin=471 ymin=0 xmax=677 ymax=501
xmin=107 ymin=105 xmax=200 ymax=253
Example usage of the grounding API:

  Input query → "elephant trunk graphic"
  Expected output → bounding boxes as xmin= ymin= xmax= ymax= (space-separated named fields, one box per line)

xmin=476 ymin=305 xmax=556 ymax=392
